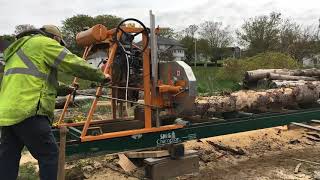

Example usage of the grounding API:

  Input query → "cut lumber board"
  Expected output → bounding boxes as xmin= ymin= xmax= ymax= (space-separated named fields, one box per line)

xmin=118 ymin=154 xmax=137 ymax=172
xmin=125 ymin=150 xmax=169 ymax=158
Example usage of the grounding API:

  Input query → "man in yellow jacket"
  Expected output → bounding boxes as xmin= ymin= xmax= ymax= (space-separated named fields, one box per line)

xmin=0 ymin=25 xmax=109 ymax=180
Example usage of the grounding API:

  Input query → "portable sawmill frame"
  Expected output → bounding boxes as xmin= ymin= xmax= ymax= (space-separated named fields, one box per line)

xmin=53 ymin=13 xmax=320 ymax=159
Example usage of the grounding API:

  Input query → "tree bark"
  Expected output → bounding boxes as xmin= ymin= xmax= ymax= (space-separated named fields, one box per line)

xmin=196 ymin=84 xmax=320 ymax=115
xmin=55 ymin=95 xmax=95 ymax=109
xmin=269 ymin=80 xmax=320 ymax=88
xmin=267 ymin=73 xmax=318 ymax=81
xmin=245 ymin=68 xmax=320 ymax=82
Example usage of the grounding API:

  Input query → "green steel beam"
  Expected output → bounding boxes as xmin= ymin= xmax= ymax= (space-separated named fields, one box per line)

xmin=53 ymin=108 xmax=320 ymax=158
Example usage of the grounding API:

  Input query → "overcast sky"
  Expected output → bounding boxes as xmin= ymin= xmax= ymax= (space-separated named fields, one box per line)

xmin=1 ymin=0 xmax=320 ymax=35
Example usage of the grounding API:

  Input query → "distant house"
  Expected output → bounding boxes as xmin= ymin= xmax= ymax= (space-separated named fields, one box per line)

xmin=157 ymin=36 xmax=186 ymax=61
xmin=302 ymin=54 xmax=320 ymax=67
xmin=87 ymin=49 xmax=107 ymax=68
xmin=138 ymin=36 xmax=186 ymax=61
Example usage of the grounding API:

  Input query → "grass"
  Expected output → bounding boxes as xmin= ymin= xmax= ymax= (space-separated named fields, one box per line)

xmin=18 ymin=162 xmax=38 ymax=180
xmin=192 ymin=66 xmax=240 ymax=95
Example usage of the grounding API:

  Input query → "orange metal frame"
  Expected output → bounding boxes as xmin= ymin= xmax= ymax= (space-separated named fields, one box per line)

xmin=58 ymin=26 xmax=183 ymax=142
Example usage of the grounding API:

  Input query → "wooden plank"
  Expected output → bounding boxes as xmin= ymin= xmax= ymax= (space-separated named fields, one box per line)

xmin=125 ymin=150 xmax=169 ymax=158
xmin=291 ymin=122 xmax=320 ymax=132
xmin=118 ymin=154 xmax=137 ymax=172
xmin=145 ymin=154 xmax=199 ymax=180
xmin=311 ymin=120 xmax=320 ymax=123
xmin=144 ymin=150 xmax=198 ymax=165
xmin=97 ymin=101 xmax=111 ymax=106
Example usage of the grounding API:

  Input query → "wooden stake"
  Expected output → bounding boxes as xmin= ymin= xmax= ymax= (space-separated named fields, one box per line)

xmin=57 ymin=126 xmax=68 ymax=180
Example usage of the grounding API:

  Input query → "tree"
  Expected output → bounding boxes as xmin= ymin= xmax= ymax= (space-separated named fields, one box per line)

xmin=61 ymin=14 xmax=122 ymax=54
xmin=14 ymin=24 xmax=36 ymax=35
xmin=197 ymin=38 xmax=211 ymax=61
xmin=183 ymin=24 xmax=198 ymax=38
xmin=199 ymin=21 xmax=232 ymax=49
xmin=0 ymin=35 xmax=15 ymax=43
xmin=159 ymin=27 xmax=176 ymax=38
xmin=237 ymin=12 xmax=282 ymax=55
xmin=94 ymin=15 xmax=122 ymax=29
xmin=180 ymin=36 xmax=194 ymax=62
xmin=178 ymin=25 xmax=201 ymax=62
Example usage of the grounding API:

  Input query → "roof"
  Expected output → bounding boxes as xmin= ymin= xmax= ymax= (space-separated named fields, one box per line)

xmin=157 ymin=36 xmax=183 ymax=46
xmin=137 ymin=36 xmax=184 ymax=47
xmin=168 ymin=46 xmax=186 ymax=50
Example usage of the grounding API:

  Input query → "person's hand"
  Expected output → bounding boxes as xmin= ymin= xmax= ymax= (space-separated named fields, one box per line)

xmin=66 ymin=86 xmax=76 ymax=95
xmin=102 ymin=73 xmax=111 ymax=84
xmin=66 ymin=83 xmax=79 ymax=94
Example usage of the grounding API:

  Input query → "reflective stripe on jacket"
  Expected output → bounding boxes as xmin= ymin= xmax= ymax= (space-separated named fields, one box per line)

xmin=0 ymin=35 xmax=105 ymax=126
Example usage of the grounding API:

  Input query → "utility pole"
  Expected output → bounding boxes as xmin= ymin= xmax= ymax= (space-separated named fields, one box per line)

xmin=194 ymin=39 xmax=197 ymax=67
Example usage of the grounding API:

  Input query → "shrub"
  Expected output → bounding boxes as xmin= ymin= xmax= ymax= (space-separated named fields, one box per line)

xmin=216 ymin=52 xmax=301 ymax=82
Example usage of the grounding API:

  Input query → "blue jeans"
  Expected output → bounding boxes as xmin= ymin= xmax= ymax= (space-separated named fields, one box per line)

xmin=0 ymin=116 xmax=59 ymax=180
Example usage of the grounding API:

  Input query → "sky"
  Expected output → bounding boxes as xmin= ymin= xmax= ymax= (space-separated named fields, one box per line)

xmin=0 ymin=0 xmax=320 ymax=35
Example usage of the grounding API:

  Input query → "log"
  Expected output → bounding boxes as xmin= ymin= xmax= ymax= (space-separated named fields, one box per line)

xmin=245 ymin=69 xmax=293 ymax=82
xmin=196 ymin=84 xmax=320 ymax=114
xmin=269 ymin=80 xmax=320 ymax=88
xmin=55 ymin=95 xmax=95 ymax=109
xmin=77 ymin=88 xmax=108 ymax=95
xmin=245 ymin=68 xmax=320 ymax=82
xmin=267 ymin=73 xmax=318 ymax=81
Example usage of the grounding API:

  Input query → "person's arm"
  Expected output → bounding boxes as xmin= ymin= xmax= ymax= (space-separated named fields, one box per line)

xmin=42 ymin=38 xmax=106 ymax=82
xmin=56 ymin=81 xmax=75 ymax=96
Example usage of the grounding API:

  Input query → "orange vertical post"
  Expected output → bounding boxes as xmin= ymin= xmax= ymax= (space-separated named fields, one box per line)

xmin=143 ymin=34 xmax=152 ymax=129
xmin=81 ymin=43 xmax=118 ymax=138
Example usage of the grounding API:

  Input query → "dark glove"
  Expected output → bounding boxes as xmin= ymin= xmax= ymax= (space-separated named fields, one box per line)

xmin=102 ymin=73 xmax=111 ymax=85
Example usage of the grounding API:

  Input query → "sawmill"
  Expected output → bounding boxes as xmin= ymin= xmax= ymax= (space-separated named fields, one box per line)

xmin=49 ymin=12 xmax=320 ymax=179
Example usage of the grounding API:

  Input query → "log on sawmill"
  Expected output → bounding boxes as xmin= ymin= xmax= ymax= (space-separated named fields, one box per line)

xmin=55 ymin=95 xmax=95 ymax=109
xmin=196 ymin=84 xmax=320 ymax=115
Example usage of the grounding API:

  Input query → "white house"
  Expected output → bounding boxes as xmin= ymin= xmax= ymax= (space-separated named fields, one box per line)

xmin=86 ymin=50 xmax=107 ymax=68
xmin=302 ymin=54 xmax=320 ymax=67
xmin=157 ymin=36 xmax=186 ymax=61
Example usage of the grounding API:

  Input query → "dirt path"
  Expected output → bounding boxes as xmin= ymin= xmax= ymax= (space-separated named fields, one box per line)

xmin=193 ymin=147 xmax=320 ymax=180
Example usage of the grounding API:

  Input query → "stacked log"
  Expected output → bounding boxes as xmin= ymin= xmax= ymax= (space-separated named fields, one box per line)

xmin=196 ymin=84 xmax=320 ymax=115
xmin=55 ymin=88 xmax=107 ymax=109
xmin=243 ymin=68 xmax=320 ymax=89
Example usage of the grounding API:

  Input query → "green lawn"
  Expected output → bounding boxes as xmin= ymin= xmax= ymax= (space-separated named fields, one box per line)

xmin=192 ymin=66 xmax=240 ymax=95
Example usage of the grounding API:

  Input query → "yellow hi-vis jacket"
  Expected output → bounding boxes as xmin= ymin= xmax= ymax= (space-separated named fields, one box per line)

xmin=0 ymin=35 xmax=105 ymax=126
